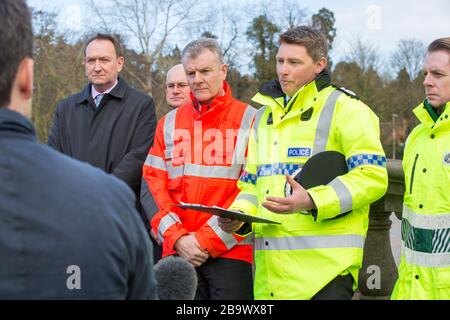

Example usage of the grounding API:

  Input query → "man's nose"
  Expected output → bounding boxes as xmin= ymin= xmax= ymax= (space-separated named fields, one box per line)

xmin=193 ymin=72 xmax=203 ymax=84
xmin=423 ymin=73 xmax=432 ymax=87
xmin=94 ymin=60 xmax=102 ymax=71
xmin=278 ymin=63 xmax=289 ymax=75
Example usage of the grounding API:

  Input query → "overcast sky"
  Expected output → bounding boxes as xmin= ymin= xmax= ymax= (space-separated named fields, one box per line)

xmin=27 ymin=0 xmax=450 ymax=63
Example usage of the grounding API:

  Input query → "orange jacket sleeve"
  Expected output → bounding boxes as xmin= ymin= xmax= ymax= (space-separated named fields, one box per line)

xmin=142 ymin=116 xmax=188 ymax=252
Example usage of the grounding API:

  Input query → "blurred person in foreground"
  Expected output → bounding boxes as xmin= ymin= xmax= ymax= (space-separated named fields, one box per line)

xmin=0 ymin=0 xmax=156 ymax=299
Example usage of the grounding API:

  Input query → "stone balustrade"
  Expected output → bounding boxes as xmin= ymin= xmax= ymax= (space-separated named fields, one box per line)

xmin=357 ymin=159 xmax=404 ymax=300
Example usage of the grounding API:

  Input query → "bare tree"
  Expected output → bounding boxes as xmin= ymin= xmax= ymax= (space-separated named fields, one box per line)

xmin=88 ymin=0 xmax=199 ymax=95
xmin=255 ymin=0 xmax=309 ymax=30
xmin=346 ymin=37 xmax=381 ymax=73
xmin=32 ymin=9 xmax=86 ymax=142
xmin=185 ymin=2 xmax=245 ymax=72
xmin=390 ymin=38 xmax=426 ymax=81
xmin=338 ymin=38 xmax=386 ymax=118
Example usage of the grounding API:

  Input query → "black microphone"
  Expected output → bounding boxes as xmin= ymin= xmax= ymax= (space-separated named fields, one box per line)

xmin=153 ymin=255 xmax=198 ymax=300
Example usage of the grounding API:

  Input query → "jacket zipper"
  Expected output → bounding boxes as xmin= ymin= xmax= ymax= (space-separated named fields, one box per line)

xmin=409 ymin=153 xmax=419 ymax=194
xmin=282 ymin=94 xmax=299 ymax=118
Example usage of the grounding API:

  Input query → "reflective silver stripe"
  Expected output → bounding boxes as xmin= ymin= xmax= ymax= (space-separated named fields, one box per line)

xmin=312 ymin=90 xmax=343 ymax=155
xmin=167 ymin=163 xmax=242 ymax=180
xmin=158 ymin=212 xmax=181 ymax=242
xmin=238 ymin=234 xmax=254 ymax=246
xmin=403 ymin=205 xmax=450 ymax=229
xmin=207 ymin=216 xmax=238 ymax=250
xmin=164 ymin=109 xmax=178 ymax=159
xmin=254 ymin=234 xmax=364 ymax=251
xmin=328 ymin=177 xmax=353 ymax=213
xmin=235 ymin=193 xmax=258 ymax=206
xmin=144 ymin=154 xmax=166 ymax=171
xmin=185 ymin=164 xmax=242 ymax=179
xmin=233 ymin=105 xmax=257 ymax=165
xmin=253 ymin=106 xmax=267 ymax=144
xmin=403 ymin=246 xmax=450 ymax=268
xmin=166 ymin=164 xmax=184 ymax=179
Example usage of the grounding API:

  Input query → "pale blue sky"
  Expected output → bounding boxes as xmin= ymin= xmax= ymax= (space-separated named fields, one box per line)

xmin=27 ymin=0 xmax=450 ymax=65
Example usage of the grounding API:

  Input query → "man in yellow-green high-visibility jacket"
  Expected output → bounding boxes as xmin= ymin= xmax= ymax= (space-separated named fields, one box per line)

xmin=219 ymin=26 xmax=388 ymax=300
xmin=391 ymin=37 xmax=450 ymax=300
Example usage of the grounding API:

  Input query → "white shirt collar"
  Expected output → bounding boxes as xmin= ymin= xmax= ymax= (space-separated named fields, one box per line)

xmin=91 ymin=79 xmax=118 ymax=100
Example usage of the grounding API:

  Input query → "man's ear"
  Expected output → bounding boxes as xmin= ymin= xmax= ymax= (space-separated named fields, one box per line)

xmin=17 ymin=57 xmax=34 ymax=100
xmin=315 ymin=57 xmax=328 ymax=75
xmin=117 ymin=56 xmax=125 ymax=73
xmin=9 ymin=57 xmax=34 ymax=118
xmin=220 ymin=63 xmax=228 ymax=81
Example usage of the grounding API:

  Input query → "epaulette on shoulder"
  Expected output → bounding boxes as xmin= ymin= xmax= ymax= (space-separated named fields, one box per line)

xmin=333 ymin=85 xmax=359 ymax=100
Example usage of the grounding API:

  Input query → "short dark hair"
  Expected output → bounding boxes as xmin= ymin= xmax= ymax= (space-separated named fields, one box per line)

xmin=83 ymin=34 xmax=123 ymax=58
xmin=182 ymin=38 xmax=224 ymax=65
xmin=279 ymin=26 xmax=328 ymax=62
xmin=0 ymin=0 xmax=33 ymax=108
xmin=428 ymin=37 xmax=450 ymax=63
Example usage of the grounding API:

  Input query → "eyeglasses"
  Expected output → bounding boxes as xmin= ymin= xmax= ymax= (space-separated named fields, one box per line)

xmin=166 ymin=83 xmax=189 ymax=90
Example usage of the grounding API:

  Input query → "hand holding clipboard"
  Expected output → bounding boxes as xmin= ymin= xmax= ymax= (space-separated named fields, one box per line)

xmin=263 ymin=151 xmax=348 ymax=214
xmin=179 ymin=151 xmax=348 ymax=225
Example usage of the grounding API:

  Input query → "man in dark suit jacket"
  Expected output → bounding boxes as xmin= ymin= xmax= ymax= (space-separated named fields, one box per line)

xmin=0 ymin=0 xmax=156 ymax=299
xmin=48 ymin=33 xmax=157 ymax=231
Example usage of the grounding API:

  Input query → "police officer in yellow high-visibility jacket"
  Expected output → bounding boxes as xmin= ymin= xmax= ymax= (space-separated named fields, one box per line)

xmin=391 ymin=37 xmax=450 ymax=300
xmin=218 ymin=26 xmax=388 ymax=300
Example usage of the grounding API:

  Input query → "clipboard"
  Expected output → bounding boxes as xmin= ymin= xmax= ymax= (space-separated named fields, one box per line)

xmin=177 ymin=202 xmax=281 ymax=225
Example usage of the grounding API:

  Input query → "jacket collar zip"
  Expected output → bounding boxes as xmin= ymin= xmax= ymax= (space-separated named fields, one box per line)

xmin=277 ymin=82 xmax=318 ymax=125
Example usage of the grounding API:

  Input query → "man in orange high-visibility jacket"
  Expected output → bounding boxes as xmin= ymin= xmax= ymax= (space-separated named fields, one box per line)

xmin=142 ymin=38 xmax=256 ymax=300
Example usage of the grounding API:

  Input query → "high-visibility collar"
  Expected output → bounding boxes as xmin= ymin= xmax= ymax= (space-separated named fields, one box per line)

xmin=424 ymin=99 xmax=441 ymax=122
xmin=252 ymin=71 xmax=331 ymax=126
xmin=413 ymin=100 xmax=450 ymax=131
xmin=188 ymin=81 xmax=232 ymax=116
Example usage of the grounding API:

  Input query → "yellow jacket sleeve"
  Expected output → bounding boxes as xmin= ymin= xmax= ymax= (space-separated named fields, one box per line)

xmin=307 ymin=96 xmax=388 ymax=221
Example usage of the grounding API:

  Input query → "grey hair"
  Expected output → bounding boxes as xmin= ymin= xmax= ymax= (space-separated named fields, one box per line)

xmin=181 ymin=38 xmax=224 ymax=64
